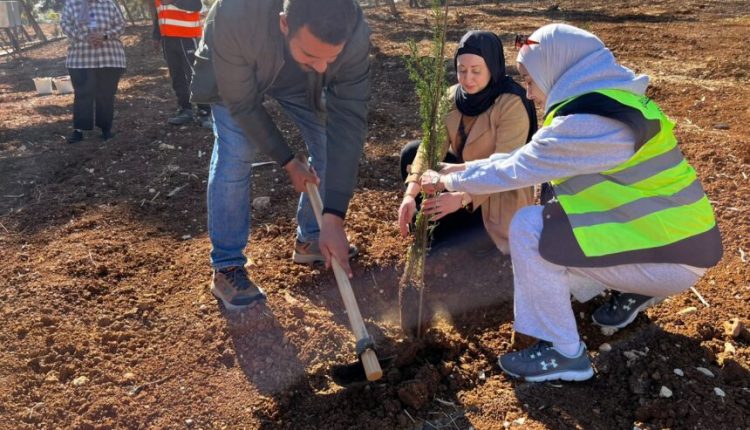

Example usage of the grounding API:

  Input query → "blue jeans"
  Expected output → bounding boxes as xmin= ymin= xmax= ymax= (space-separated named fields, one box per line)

xmin=207 ymin=100 xmax=326 ymax=269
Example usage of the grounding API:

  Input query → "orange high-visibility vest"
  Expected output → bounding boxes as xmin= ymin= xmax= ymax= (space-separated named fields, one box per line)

xmin=156 ymin=0 xmax=202 ymax=38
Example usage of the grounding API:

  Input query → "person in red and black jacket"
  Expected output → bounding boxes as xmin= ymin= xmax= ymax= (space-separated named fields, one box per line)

xmin=152 ymin=0 xmax=211 ymax=128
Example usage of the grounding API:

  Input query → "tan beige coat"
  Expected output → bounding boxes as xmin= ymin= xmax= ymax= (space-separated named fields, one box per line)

xmin=406 ymin=85 xmax=535 ymax=253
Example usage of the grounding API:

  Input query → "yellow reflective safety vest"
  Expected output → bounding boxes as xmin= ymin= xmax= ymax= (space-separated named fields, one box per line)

xmin=538 ymin=89 xmax=723 ymax=268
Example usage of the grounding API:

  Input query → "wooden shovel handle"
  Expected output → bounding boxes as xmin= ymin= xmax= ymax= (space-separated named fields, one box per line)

xmin=305 ymin=181 xmax=383 ymax=381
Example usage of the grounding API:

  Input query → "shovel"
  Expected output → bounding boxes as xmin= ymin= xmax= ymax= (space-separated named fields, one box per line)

xmin=304 ymin=181 xmax=385 ymax=382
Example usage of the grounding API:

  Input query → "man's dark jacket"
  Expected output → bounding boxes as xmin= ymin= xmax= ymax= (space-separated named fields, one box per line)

xmin=191 ymin=0 xmax=371 ymax=217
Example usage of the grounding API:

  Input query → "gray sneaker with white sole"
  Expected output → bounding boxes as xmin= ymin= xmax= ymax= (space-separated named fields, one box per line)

xmin=498 ymin=341 xmax=594 ymax=382
xmin=211 ymin=266 xmax=266 ymax=310
xmin=292 ymin=239 xmax=358 ymax=265
xmin=592 ymin=291 xmax=664 ymax=329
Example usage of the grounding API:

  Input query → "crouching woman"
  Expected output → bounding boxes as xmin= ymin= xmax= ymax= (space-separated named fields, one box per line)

xmin=398 ymin=31 xmax=537 ymax=254
xmin=420 ymin=24 xmax=723 ymax=382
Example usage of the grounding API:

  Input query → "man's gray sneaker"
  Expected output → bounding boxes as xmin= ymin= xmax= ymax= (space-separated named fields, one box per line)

xmin=292 ymin=239 xmax=358 ymax=264
xmin=211 ymin=266 xmax=266 ymax=310
xmin=592 ymin=291 xmax=663 ymax=329
xmin=168 ymin=108 xmax=194 ymax=125
xmin=498 ymin=341 xmax=594 ymax=382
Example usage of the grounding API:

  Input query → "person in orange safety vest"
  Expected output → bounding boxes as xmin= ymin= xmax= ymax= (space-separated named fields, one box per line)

xmin=152 ymin=0 xmax=211 ymax=127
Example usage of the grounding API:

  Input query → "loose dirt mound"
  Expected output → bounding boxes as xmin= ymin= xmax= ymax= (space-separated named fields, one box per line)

xmin=1 ymin=2 xmax=748 ymax=429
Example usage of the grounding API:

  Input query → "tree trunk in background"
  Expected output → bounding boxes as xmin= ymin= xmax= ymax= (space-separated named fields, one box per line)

xmin=146 ymin=0 xmax=158 ymax=20
xmin=137 ymin=0 xmax=152 ymax=21
xmin=112 ymin=0 xmax=136 ymax=25
xmin=3 ymin=28 xmax=21 ymax=52
xmin=384 ymin=0 xmax=399 ymax=17
xmin=19 ymin=0 xmax=46 ymax=42
xmin=18 ymin=24 xmax=32 ymax=42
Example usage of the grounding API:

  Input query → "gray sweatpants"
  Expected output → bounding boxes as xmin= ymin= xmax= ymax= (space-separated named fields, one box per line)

xmin=509 ymin=205 xmax=703 ymax=346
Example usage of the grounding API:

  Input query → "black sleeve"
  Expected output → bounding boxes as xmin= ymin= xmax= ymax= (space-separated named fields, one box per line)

xmin=173 ymin=0 xmax=203 ymax=12
xmin=152 ymin=16 xmax=161 ymax=41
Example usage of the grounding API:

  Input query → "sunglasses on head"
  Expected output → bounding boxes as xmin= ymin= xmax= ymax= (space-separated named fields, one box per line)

xmin=514 ymin=34 xmax=539 ymax=49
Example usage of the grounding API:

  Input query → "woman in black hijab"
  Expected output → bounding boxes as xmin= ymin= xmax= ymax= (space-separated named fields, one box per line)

xmin=398 ymin=30 xmax=538 ymax=254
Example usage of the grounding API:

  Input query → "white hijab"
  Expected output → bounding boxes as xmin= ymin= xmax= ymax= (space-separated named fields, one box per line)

xmin=516 ymin=23 xmax=649 ymax=113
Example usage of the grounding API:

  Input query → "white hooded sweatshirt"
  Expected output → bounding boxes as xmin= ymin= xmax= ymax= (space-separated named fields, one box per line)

xmin=444 ymin=23 xmax=651 ymax=195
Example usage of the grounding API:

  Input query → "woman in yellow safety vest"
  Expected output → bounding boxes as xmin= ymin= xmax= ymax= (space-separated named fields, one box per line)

xmin=419 ymin=23 xmax=722 ymax=382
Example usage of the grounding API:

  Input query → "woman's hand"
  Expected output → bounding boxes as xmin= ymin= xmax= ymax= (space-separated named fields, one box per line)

xmin=398 ymin=182 xmax=421 ymax=237
xmin=437 ymin=162 xmax=466 ymax=175
xmin=398 ymin=194 xmax=417 ymax=237
xmin=88 ymin=32 xmax=104 ymax=48
xmin=422 ymin=192 xmax=465 ymax=221
xmin=420 ymin=170 xmax=446 ymax=194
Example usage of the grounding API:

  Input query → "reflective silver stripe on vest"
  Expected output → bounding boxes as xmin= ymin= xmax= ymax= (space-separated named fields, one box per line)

xmin=158 ymin=18 xmax=202 ymax=27
xmin=566 ymin=179 xmax=706 ymax=228
xmin=158 ymin=4 xmax=187 ymax=12
xmin=556 ymin=146 xmax=685 ymax=195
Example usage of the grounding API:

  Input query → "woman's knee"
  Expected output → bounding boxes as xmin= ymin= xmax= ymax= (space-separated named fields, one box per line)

xmin=509 ymin=205 xmax=543 ymax=249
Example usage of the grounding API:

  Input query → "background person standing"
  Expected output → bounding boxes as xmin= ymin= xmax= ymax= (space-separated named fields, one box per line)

xmin=152 ymin=0 xmax=211 ymax=128
xmin=61 ymin=0 xmax=127 ymax=143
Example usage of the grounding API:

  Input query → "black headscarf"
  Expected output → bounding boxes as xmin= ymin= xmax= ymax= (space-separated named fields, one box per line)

xmin=454 ymin=31 xmax=538 ymax=141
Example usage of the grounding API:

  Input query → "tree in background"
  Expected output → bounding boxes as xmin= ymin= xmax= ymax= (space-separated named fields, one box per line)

xmin=34 ymin=0 xmax=64 ymax=14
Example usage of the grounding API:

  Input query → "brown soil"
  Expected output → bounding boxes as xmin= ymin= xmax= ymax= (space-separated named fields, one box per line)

xmin=1 ymin=2 xmax=748 ymax=429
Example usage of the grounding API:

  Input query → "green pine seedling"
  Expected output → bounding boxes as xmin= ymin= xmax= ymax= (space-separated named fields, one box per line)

xmin=400 ymin=0 xmax=451 ymax=339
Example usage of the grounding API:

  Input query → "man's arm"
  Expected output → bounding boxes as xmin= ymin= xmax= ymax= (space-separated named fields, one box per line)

xmin=211 ymin=4 xmax=294 ymax=167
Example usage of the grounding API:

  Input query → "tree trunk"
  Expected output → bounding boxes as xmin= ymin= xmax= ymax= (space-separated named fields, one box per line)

xmin=113 ymin=0 xmax=137 ymax=26
xmin=18 ymin=24 xmax=32 ymax=42
xmin=2 ymin=28 xmax=21 ymax=53
xmin=134 ymin=0 xmax=152 ymax=21
xmin=19 ymin=0 xmax=46 ymax=42
xmin=384 ymin=0 xmax=399 ymax=17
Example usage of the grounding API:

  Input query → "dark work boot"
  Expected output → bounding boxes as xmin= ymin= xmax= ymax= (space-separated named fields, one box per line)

xmin=168 ymin=108 xmax=194 ymax=125
xmin=101 ymin=129 xmax=115 ymax=140
xmin=67 ymin=129 xmax=84 ymax=144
